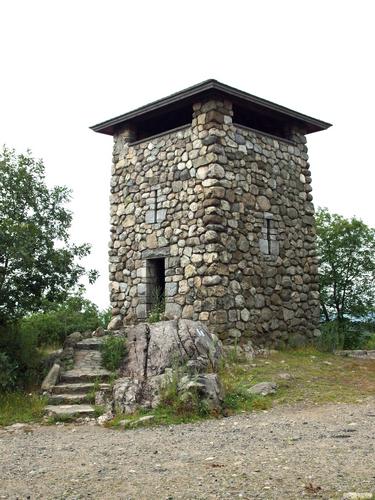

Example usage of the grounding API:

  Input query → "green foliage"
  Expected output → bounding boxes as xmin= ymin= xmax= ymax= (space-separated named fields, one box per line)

xmin=158 ymin=367 xmax=210 ymax=418
xmin=222 ymin=385 xmax=268 ymax=412
xmin=20 ymin=295 xmax=106 ymax=346
xmin=45 ymin=413 xmax=78 ymax=424
xmin=0 ymin=392 xmax=47 ymax=426
xmin=315 ymin=321 xmax=345 ymax=352
xmin=94 ymin=405 xmax=105 ymax=418
xmin=341 ymin=321 xmax=375 ymax=350
xmin=364 ymin=334 xmax=375 ymax=350
xmin=316 ymin=208 xmax=375 ymax=322
xmin=316 ymin=320 xmax=375 ymax=352
xmin=109 ymin=405 xmax=208 ymax=429
xmin=100 ymin=336 xmax=126 ymax=372
xmin=0 ymin=352 xmax=18 ymax=391
xmin=98 ymin=307 xmax=112 ymax=330
xmin=0 ymin=321 xmax=42 ymax=389
xmin=0 ymin=146 xmax=98 ymax=326
xmin=224 ymin=338 xmax=247 ymax=364
xmin=147 ymin=287 xmax=165 ymax=323
xmin=86 ymin=378 xmax=101 ymax=402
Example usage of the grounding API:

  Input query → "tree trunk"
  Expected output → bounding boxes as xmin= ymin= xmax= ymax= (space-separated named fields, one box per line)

xmin=321 ymin=302 xmax=330 ymax=322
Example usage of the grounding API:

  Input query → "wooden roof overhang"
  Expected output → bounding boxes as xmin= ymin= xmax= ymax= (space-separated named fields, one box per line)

xmin=90 ymin=79 xmax=332 ymax=137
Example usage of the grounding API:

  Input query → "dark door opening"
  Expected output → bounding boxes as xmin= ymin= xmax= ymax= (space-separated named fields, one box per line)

xmin=146 ymin=258 xmax=165 ymax=314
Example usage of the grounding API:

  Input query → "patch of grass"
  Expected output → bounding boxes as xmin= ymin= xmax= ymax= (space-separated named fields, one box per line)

xmin=94 ymin=405 xmax=105 ymax=418
xmin=86 ymin=378 xmax=101 ymax=402
xmin=224 ymin=342 xmax=248 ymax=365
xmin=45 ymin=413 xmax=79 ymax=424
xmin=158 ymin=366 xmax=211 ymax=419
xmin=222 ymin=385 xmax=271 ymax=413
xmin=108 ymin=405 xmax=212 ymax=430
xmin=221 ymin=347 xmax=375 ymax=409
xmin=100 ymin=336 xmax=126 ymax=372
xmin=0 ymin=392 xmax=47 ymax=426
xmin=110 ymin=347 xmax=375 ymax=429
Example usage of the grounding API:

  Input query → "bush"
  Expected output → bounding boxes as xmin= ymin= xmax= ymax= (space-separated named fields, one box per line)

xmin=20 ymin=295 xmax=108 ymax=346
xmin=0 ymin=322 xmax=42 ymax=390
xmin=100 ymin=336 xmax=126 ymax=371
xmin=315 ymin=321 xmax=345 ymax=352
xmin=98 ymin=307 xmax=112 ymax=330
xmin=0 ymin=352 xmax=18 ymax=392
xmin=316 ymin=320 xmax=375 ymax=352
xmin=0 ymin=296 xmax=109 ymax=389
xmin=147 ymin=288 xmax=165 ymax=324
xmin=159 ymin=366 xmax=210 ymax=418
xmin=364 ymin=334 xmax=375 ymax=349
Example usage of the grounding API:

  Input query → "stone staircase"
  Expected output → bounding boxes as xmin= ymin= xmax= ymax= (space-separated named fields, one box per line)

xmin=45 ymin=337 xmax=112 ymax=418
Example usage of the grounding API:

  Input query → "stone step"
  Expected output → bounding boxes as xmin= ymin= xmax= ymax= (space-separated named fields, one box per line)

xmin=44 ymin=404 xmax=96 ymax=418
xmin=60 ymin=369 xmax=112 ymax=383
xmin=75 ymin=338 xmax=107 ymax=350
xmin=48 ymin=393 xmax=93 ymax=405
xmin=52 ymin=382 xmax=111 ymax=394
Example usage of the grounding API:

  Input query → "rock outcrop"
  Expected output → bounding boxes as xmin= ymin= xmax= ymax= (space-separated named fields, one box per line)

xmin=111 ymin=319 xmax=224 ymax=414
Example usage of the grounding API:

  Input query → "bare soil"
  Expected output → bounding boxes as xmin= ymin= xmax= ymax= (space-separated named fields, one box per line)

xmin=1 ymin=399 xmax=374 ymax=499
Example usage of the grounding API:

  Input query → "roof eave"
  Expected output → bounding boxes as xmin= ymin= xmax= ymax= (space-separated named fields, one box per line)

xmin=90 ymin=79 xmax=332 ymax=136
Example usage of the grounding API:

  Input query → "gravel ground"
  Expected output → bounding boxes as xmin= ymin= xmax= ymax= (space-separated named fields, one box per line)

xmin=0 ymin=399 xmax=374 ymax=500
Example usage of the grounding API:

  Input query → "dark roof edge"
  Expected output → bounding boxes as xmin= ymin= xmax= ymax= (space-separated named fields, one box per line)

xmin=90 ymin=79 xmax=332 ymax=134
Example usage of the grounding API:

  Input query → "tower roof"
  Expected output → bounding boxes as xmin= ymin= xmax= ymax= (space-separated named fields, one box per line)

xmin=90 ymin=79 xmax=332 ymax=136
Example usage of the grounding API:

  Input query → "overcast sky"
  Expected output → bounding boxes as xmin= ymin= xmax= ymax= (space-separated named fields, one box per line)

xmin=1 ymin=1 xmax=374 ymax=309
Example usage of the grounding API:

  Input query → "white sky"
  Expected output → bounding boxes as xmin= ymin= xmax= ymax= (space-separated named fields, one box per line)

xmin=1 ymin=0 xmax=374 ymax=309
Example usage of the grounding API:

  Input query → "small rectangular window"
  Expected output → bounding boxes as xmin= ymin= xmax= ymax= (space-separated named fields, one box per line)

xmin=260 ymin=215 xmax=279 ymax=256
xmin=145 ymin=189 xmax=166 ymax=224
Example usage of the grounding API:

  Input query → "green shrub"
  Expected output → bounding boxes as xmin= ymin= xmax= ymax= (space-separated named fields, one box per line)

xmin=100 ymin=336 xmax=126 ymax=371
xmin=342 ymin=322 xmax=372 ymax=350
xmin=0 ymin=322 xmax=42 ymax=390
xmin=316 ymin=320 xmax=375 ymax=352
xmin=316 ymin=321 xmax=345 ymax=352
xmin=98 ymin=307 xmax=112 ymax=329
xmin=364 ymin=334 xmax=375 ymax=349
xmin=147 ymin=288 xmax=165 ymax=324
xmin=20 ymin=295 xmax=107 ymax=346
xmin=158 ymin=366 xmax=210 ymax=418
xmin=0 ymin=352 xmax=18 ymax=392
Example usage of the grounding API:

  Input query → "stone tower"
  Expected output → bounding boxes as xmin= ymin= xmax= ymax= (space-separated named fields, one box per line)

xmin=91 ymin=80 xmax=331 ymax=347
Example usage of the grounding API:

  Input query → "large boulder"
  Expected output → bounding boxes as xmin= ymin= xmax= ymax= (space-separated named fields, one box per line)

xmin=125 ymin=319 xmax=222 ymax=378
xmin=112 ymin=320 xmax=224 ymax=414
xmin=113 ymin=374 xmax=168 ymax=414
xmin=107 ymin=315 xmax=123 ymax=331
xmin=64 ymin=331 xmax=82 ymax=347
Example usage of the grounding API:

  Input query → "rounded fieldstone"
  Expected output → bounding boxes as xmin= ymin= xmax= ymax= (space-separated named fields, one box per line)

xmin=257 ymin=196 xmax=271 ymax=211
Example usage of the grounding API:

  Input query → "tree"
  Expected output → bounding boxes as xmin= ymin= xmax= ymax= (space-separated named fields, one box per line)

xmin=20 ymin=294 xmax=110 ymax=346
xmin=0 ymin=146 xmax=98 ymax=325
xmin=316 ymin=208 xmax=375 ymax=322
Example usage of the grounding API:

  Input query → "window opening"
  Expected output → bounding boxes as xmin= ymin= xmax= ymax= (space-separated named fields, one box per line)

xmin=130 ymin=104 xmax=193 ymax=142
xmin=233 ymin=104 xmax=291 ymax=140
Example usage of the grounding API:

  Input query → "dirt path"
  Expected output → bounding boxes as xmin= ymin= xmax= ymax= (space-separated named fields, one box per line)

xmin=1 ymin=399 xmax=374 ymax=499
